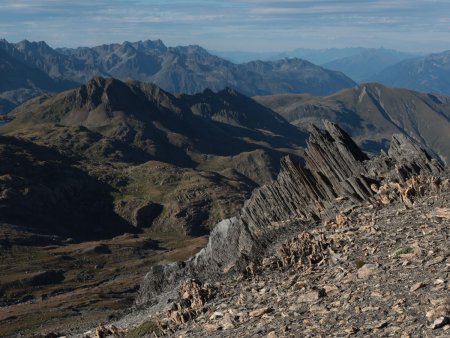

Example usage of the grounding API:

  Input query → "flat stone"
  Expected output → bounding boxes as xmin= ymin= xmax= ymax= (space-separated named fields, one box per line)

xmin=249 ymin=307 xmax=272 ymax=318
xmin=357 ymin=264 xmax=379 ymax=279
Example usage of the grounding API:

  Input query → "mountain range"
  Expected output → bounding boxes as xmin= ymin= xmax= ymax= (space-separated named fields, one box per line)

xmin=213 ymin=47 xmax=417 ymax=82
xmin=0 ymin=48 xmax=75 ymax=112
xmin=370 ymin=50 xmax=450 ymax=95
xmin=255 ymin=83 xmax=450 ymax=164
xmin=323 ymin=48 xmax=416 ymax=82
xmin=3 ymin=37 xmax=450 ymax=114
xmin=214 ymin=47 xmax=450 ymax=96
xmin=5 ymin=76 xmax=450 ymax=240
xmin=0 ymin=39 xmax=356 ymax=114
xmin=212 ymin=47 xmax=388 ymax=64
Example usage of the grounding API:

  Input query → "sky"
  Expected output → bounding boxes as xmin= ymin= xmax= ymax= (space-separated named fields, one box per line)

xmin=0 ymin=0 xmax=449 ymax=53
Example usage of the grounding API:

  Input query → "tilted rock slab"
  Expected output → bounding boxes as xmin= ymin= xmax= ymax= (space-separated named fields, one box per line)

xmin=136 ymin=121 xmax=443 ymax=306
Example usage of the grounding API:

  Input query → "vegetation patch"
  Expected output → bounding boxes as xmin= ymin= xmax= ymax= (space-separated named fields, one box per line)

xmin=393 ymin=246 xmax=414 ymax=258
xmin=355 ymin=260 xmax=365 ymax=269
xmin=126 ymin=320 xmax=162 ymax=338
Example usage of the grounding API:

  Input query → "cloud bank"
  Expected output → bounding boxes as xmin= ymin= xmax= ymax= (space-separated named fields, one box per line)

xmin=0 ymin=0 xmax=449 ymax=52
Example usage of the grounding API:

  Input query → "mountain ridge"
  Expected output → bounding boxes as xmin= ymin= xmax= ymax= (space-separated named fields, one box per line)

xmin=132 ymin=121 xmax=444 ymax=311
xmin=210 ymin=47 xmax=412 ymax=65
xmin=323 ymin=48 xmax=416 ymax=82
xmin=370 ymin=50 xmax=450 ymax=95
xmin=0 ymin=38 xmax=356 ymax=115
xmin=254 ymin=83 xmax=450 ymax=164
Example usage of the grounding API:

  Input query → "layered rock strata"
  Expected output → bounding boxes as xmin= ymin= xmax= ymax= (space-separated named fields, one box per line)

xmin=136 ymin=121 xmax=443 ymax=306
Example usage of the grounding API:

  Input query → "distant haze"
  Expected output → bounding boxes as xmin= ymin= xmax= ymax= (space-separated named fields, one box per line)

xmin=0 ymin=0 xmax=449 ymax=53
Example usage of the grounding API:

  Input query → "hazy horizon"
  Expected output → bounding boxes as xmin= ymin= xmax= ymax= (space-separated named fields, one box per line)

xmin=1 ymin=37 xmax=428 ymax=55
xmin=1 ymin=0 xmax=449 ymax=54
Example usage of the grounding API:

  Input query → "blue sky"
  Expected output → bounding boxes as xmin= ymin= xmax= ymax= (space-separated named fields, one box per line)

xmin=0 ymin=0 xmax=449 ymax=52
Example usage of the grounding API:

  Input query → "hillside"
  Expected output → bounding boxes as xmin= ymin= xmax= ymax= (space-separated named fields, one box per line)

xmin=254 ymin=83 xmax=450 ymax=164
xmin=135 ymin=179 xmax=450 ymax=337
xmin=0 ymin=78 xmax=306 ymax=336
xmin=2 ymin=77 xmax=307 ymax=236
xmin=370 ymin=50 xmax=450 ymax=95
xmin=0 ymin=135 xmax=136 ymax=240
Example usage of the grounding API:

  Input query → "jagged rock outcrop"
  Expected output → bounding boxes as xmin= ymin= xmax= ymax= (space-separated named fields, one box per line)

xmin=136 ymin=121 xmax=443 ymax=306
xmin=388 ymin=134 xmax=444 ymax=179
xmin=150 ymin=180 xmax=450 ymax=337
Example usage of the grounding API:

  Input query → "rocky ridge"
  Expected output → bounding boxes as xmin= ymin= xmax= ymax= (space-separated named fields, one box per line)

xmin=131 ymin=121 xmax=443 ymax=306
xmin=134 ymin=175 xmax=450 ymax=337
xmin=79 ymin=121 xmax=449 ymax=337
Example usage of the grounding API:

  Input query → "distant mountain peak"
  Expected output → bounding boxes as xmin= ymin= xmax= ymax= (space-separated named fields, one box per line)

xmin=219 ymin=86 xmax=239 ymax=97
xmin=75 ymin=76 xmax=140 ymax=112
xmin=134 ymin=39 xmax=167 ymax=52
xmin=15 ymin=39 xmax=52 ymax=51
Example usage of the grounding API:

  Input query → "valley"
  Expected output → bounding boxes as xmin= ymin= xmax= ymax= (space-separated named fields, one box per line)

xmin=1 ymin=74 xmax=449 ymax=336
xmin=0 ymin=226 xmax=208 ymax=337
xmin=0 ymin=79 xmax=306 ymax=336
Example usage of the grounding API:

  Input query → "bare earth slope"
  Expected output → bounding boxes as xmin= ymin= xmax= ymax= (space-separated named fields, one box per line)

xmin=145 ymin=178 xmax=450 ymax=337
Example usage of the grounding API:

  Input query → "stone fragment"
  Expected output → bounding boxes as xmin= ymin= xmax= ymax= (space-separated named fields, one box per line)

xmin=357 ymin=264 xmax=379 ymax=279
xmin=205 ymin=323 xmax=221 ymax=332
xmin=267 ymin=331 xmax=277 ymax=338
xmin=180 ymin=279 xmax=216 ymax=309
xmin=277 ymin=231 xmax=330 ymax=269
xmin=426 ymin=303 xmax=450 ymax=322
xmin=221 ymin=313 xmax=236 ymax=330
xmin=335 ymin=213 xmax=348 ymax=227
xmin=409 ymin=282 xmax=426 ymax=292
xmin=249 ymin=307 xmax=272 ymax=317
xmin=209 ymin=311 xmax=223 ymax=320
xmin=430 ymin=317 xmax=450 ymax=329
xmin=300 ymin=288 xmax=327 ymax=302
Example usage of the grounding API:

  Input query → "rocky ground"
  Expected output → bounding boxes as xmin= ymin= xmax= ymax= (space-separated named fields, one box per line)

xmin=0 ymin=230 xmax=207 ymax=337
xmin=87 ymin=175 xmax=450 ymax=337
xmin=4 ymin=120 xmax=449 ymax=337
